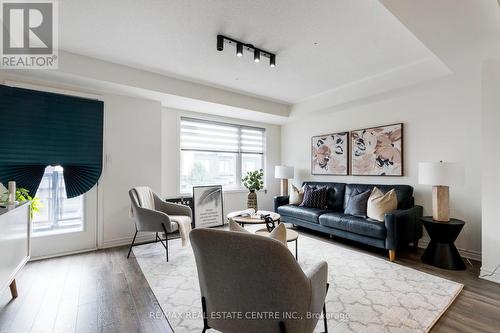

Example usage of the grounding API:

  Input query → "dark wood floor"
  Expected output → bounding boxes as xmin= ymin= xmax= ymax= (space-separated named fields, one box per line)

xmin=1 ymin=228 xmax=499 ymax=333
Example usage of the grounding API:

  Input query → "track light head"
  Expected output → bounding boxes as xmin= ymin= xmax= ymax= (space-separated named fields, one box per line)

xmin=270 ymin=54 xmax=276 ymax=67
xmin=236 ymin=43 xmax=243 ymax=57
xmin=217 ymin=35 xmax=224 ymax=51
xmin=254 ymin=49 xmax=260 ymax=63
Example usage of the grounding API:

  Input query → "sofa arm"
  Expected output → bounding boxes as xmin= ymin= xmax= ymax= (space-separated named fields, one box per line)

xmin=274 ymin=196 xmax=289 ymax=212
xmin=384 ymin=205 xmax=423 ymax=250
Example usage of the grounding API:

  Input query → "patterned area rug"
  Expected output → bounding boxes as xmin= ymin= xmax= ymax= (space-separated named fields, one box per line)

xmin=133 ymin=228 xmax=463 ymax=333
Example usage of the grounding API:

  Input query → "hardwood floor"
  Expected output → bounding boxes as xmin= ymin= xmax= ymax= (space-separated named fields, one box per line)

xmin=1 ymin=229 xmax=499 ymax=333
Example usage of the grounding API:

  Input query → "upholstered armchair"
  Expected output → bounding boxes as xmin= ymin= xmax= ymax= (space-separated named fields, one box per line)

xmin=128 ymin=187 xmax=192 ymax=261
xmin=190 ymin=228 xmax=329 ymax=333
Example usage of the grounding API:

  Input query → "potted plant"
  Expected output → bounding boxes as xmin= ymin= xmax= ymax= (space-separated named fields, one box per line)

xmin=0 ymin=185 xmax=42 ymax=220
xmin=242 ymin=169 xmax=264 ymax=211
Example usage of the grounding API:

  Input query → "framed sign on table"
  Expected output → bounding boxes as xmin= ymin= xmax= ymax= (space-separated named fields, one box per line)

xmin=192 ymin=185 xmax=224 ymax=228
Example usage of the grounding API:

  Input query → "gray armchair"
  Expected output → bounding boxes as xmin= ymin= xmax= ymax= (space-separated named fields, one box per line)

xmin=128 ymin=187 xmax=192 ymax=261
xmin=190 ymin=228 xmax=329 ymax=333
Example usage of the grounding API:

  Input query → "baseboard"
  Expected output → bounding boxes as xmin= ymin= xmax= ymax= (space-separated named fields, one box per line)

xmin=417 ymin=239 xmax=481 ymax=261
xmin=102 ymin=233 xmax=157 ymax=249
xmin=480 ymin=266 xmax=500 ymax=284
xmin=30 ymin=248 xmax=97 ymax=261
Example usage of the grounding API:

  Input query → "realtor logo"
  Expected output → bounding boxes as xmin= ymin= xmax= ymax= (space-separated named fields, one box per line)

xmin=1 ymin=0 xmax=58 ymax=68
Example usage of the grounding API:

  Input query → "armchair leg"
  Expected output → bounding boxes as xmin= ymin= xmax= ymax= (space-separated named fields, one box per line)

xmin=323 ymin=283 xmax=329 ymax=333
xmin=389 ymin=250 xmax=396 ymax=262
xmin=279 ymin=321 xmax=286 ymax=333
xmin=161 ymin=223 xmax=169 ymax=262
xmin=127 ymin=230 xmax=138 ymax=258
xmin=201 ymin=296 xmax=211 ymax=333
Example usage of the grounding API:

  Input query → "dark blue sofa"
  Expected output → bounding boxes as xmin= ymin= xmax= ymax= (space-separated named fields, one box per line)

xmin=274 ymin=181 xmax=423 ymax=261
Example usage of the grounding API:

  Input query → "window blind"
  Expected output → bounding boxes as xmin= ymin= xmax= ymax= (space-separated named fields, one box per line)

xmin=0 ymin=85 xmax=104 ymax=199
xmin=180 ymin=117 xmax=265 ymax=154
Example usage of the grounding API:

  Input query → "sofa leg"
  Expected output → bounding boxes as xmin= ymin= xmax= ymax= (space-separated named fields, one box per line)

xmin=413 ymin=239 xmax=419 ymax=249
xmin=389 ymin=250 xmax=396 ymax=262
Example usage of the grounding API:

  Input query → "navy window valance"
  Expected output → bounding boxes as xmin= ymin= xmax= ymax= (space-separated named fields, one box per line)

xmin=0 ymin=85 xmax=104 ymax=198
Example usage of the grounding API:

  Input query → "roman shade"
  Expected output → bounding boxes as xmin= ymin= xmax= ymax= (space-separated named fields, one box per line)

xmin=0 ymin=85 xmax=104 ymax=198
xmin=180 ymin=117 xmax=265 ymax=154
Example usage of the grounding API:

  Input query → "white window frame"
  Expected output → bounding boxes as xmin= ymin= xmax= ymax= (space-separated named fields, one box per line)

xmin=178 ymin=116 xmax=266 ymax=194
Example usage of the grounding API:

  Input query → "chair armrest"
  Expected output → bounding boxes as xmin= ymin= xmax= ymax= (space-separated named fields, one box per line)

xmin=154 ymin=193 xmax=192 ymax=218
xmin=274 ymin=195 xmax=290 ymax=212
xmin=134 ymin=207 xmax=173 ymax=232
xmin=384 ymin=205 xmax=423 ymax=250
xmin=304 ymin=261 xmax=328 ymax=333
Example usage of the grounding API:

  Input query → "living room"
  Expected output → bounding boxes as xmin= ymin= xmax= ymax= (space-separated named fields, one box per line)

xmin=0 ymin=0 xmax=499 ymax=332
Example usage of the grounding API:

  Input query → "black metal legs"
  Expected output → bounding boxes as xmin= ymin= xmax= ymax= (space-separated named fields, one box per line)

xmin=279 ymin=321 xmax=286 ymax=333
xmin=127 ymin=230 xmax=138 ymax=258
xmin=201 ymin=296 xmax=211 ymax=333
xmin=323 ymin=283 xmax=330 ymax=333
xmin=126 ymin=225 xmax=176 ymax=262
xmin=161 ymin=223 xmax=169 ymax=262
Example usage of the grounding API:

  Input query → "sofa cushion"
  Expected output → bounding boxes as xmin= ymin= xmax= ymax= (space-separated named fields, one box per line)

xmin=277 ymin=205 xmax=329 ymax=224
xmin=319 ymin=213 xmax=387 ymax=239
xmin=303 ymin=182 xmax=346 ymax=212
xmin=344 ymin=183 xmax=414 ymax=210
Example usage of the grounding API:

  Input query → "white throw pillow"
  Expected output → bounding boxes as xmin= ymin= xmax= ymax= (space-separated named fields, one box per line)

xmin=289 ymin=184 xmax=304 ymax=205
xmin=367 ymin=187 xmax=398 ymax=222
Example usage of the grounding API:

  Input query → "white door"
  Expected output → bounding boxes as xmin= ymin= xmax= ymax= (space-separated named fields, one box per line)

xmin=30 ymin=166 xmax=98 ymax=259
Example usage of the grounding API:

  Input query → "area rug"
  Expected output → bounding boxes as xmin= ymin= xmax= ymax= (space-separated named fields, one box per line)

xmin=133 ymin=229 xmax=463 ymax=333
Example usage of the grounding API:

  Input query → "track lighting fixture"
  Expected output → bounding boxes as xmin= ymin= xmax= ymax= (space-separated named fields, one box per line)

xmin=216 ymin=34 xmax=276 ymax=67
xmin=254 ymin=50 xmax=260 ymax=63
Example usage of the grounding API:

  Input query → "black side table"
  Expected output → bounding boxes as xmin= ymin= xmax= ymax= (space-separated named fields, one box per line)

xmin=421 ymin=217 xmax=466 ymax=270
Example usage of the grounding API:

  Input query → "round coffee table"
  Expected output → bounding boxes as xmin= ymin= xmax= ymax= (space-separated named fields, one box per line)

xmin=229 ymin=212 xmax=280 ymax=227
xmin=255 ymin=228 xmax=299 ymax=260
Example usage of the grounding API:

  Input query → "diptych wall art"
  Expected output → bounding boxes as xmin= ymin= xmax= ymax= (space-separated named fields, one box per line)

xmin=311 ymin=132 xmax=349 ymax=175
xmin=351 ymin=123 xmax=403 ymax=176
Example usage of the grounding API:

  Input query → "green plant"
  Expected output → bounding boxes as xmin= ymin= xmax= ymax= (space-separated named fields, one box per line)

xmin=241 ymin=169 xmax=264 ymax=192
xmin=15 ymin=188 xmax=42 ymax=220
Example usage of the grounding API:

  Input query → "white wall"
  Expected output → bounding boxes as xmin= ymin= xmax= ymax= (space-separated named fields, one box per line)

xmin=100 ymin=95 xmax=163 ymax=248
xmin=161 ymin=108 xmax=282 ymax=218
xmin=281 ymin=70 xmax=482 ymax=258
xmin=481 ymin=59 xmax=500 ymax=282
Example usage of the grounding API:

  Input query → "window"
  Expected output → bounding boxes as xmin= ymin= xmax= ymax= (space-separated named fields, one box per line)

xmin=180 ymin=117 xmax=265 ymax=193
xmin=32 ymin=166 xmax=84 ymax=234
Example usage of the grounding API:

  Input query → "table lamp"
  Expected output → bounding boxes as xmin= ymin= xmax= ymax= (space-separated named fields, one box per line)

xmin=275 ymin=166 xmax=294 ymax=196
xmin=418 ymin=161 xmax=464 ymax=222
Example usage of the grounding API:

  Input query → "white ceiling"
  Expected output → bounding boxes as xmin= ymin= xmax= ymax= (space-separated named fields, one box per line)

xmin=59 ymin=0 xmax=440 ymax=104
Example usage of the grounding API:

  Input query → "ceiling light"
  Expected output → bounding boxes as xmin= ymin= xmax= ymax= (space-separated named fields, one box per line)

xmin=217 ymin=35 xmax=224 ymax=51
xmin=216 ymin=35 xmax=276 ymax=67
xmin=254 ymin=50 xmax=260 ymax=63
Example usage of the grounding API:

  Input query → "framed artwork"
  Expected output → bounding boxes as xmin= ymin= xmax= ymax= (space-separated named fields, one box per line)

xmin=351 ymin=123 xmax=403 ymax=176
xmin=192 ymin=185 xmax=224 ymax=228
xmin=311 ymin=132 xmax=349 ymax=175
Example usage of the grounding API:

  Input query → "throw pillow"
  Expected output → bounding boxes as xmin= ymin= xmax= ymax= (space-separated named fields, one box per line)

xmin=229 ymin=219 xmax=249 ymax=233
xmin=289 ymin=184 xmax=304 ymax=205
xmin=268 ymin=223 xmax=288 ymax=247
xmin=229 ymin=220 xmax=287 ymax=247
xmin=367 ymin=187 xmax=398 ymax=221
xmin=344 ymin=189 xmax=371 ymax=217
xmin=300 ymin=185 xmax=328 ymax=209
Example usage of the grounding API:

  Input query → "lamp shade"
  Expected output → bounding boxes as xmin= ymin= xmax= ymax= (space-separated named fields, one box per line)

xmin=275 ymin=166 xmax=294 ymax=179
xmin=418 ymin=162 xmax=464 ymax=186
